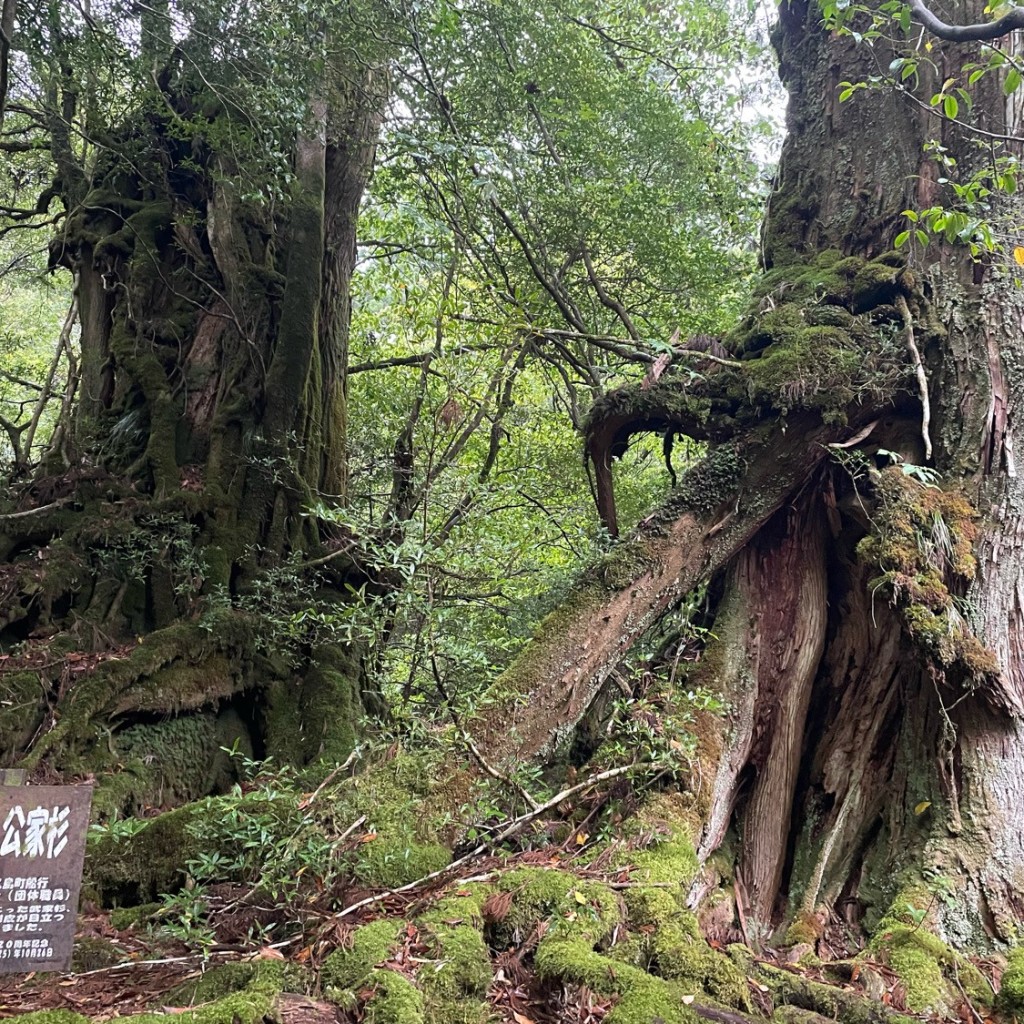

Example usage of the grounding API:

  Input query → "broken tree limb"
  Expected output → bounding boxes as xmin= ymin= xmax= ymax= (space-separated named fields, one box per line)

xmin=471 ymin=412 xmax=857 ymax=767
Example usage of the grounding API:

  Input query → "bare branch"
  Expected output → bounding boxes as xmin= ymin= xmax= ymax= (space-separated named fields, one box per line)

xmin=0 ymin=0 xmax=15 ymax=128
xmin=896 ymin=294 xmax=932 ymax=461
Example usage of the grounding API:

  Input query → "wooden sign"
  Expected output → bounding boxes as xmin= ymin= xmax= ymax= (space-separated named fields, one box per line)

xmin=0 ymin=785 xmax=93 ymax=972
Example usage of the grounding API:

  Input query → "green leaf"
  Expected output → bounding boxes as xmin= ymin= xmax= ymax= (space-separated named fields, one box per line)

xmin=943 ymin=94 xmax=958 ymax=119
xmin=894 ymin=230 xmax=910 ymax=248
xmin=1005 ymin=68 xmax=1022 ymax=95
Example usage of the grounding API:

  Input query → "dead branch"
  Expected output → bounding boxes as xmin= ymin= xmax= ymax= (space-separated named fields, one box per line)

xmin=333 ymin=762 xmax=654 ymax=921
xmin=895 ymin=294 xmax=932 ymax=461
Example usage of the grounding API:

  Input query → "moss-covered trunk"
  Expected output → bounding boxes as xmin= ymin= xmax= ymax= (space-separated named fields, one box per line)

xmin=0 ymin=53 xmax=386 ymax=811
xmin=459 ymin=0 xmax=1024 ymax=971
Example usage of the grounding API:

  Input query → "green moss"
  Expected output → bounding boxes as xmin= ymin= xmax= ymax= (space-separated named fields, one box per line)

xmin=89 ymin=711 xmax=243 ymax=818
xmin=851 ymin=253 xmax=912 ymax=312
xmin=642 ymin=917 xmax=751 ymax=1009
xmin=581 ymin=379 xmax=714 ymax=439
xmin=109 ymin=901 xmax=161 ymax=930
xmin=117 ymin=961 xmax=285 ymax=1024
xmin=601 ymin=803 xmax=746 ymax=1013
xmin=870 ymin=896 xmax=991 ymax=1014
xmin=668 ymin=445 xmax=745 ymax=519
xmin=857 ymin=468 xmax=999 ymax=680
xmin=326 ymin=753 xmax=453 ymax=888
xmin=613 ymin=793 xmax=700 ymax=927
xmin=86 ymin=801 xmax=205 ymax=904
xmin=298 ymin=643 xmax=362 ymax=763
xmin=70 ymin=935 xmax=130 ymax=972
xmin=24 ymin=613 xmax=258 ymax=769
xmin=262 ymin=678 xmax=306 ymax=765
xmin=469 ymin=581 xmax=606 ymax=756
xmin=356 ymin=835 xmax=450 ymax=889
xmin=784 ymin=911 xmax=824 ymax=947
xmin=872 ymin=925 xmax=946 ymax=1012
xmin=743 ymin=328 xmax=859 ymax=415
xmin=322 ymin=918 xmax=404 ymax=990
xmin=759 ymin=962 xmax=896 ymax=1024
xmin=492 ymin=867 xmax=621 ymax=947
xmin=166 ymin=961 xmax=266 ymax=1005
xmin=0 ymin=671 xmax=45 ymax=759
xmin=537 ymin=937 xmax=697 ymax=1024
xmin=5 ymin=1014 xmax=91 ymax=1024
xmin=997 ymin=947 xmax=1024 ymax=1014
xmin=321 ymin=920 xmax=426 ymax=1024
xmin=594 ymin=540 xmax=658 ymax=591
xmin=363 ymin=970 xmax=426 ymax=1024
xmin=419 ymin=892 xmax=491 ymax=1015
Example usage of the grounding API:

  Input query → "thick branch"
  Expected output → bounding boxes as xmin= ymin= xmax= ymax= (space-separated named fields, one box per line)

xmin=0 ymin=0 xmax=14 ymax=127
xmin=471 ymin=413 xmax=856 ymax=766
xmin=909 ymin=0 xmax=1024 ymax=41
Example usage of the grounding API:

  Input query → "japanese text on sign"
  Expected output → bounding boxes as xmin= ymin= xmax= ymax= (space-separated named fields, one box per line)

xmin=0 ymin=785 xmax=92 ymax=973
xmin=1 ymin=804 xmax=70 ymax=859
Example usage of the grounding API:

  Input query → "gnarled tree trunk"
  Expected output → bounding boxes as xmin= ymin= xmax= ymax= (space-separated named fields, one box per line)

xmin=467 ymin=0 xmax=1024 ymax=970
xmin=0 ymin=47 xmax=387 ymax=813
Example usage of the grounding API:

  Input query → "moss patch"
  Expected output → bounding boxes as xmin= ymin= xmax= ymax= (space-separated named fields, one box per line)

xmin=5 ymin=1014 xmax=91 ymax=1024
xmin=115 ymin=960 xmax=285 ymax=1024
xmin=997 ymin=947 xmax=1024 ymax=1014
xmin=870 ymin=896 xmax=991 ymax=1014
xmin=86 ymin=802 xmax=206 ymax=904
xmin=321 ymin=918 xmax=404 ymax=991
xmin=537 ymin=937 xmax=698 ymax=1024
xmin=418 ymin=891 xmax=491 ymax=1023
xmin=857 ymin=467 xmax=999 ymax=679
xmin=321 ymin=919 xmax=427 ymax=1024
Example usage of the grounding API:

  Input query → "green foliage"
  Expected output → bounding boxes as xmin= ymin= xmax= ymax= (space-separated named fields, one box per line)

xmin=822 ymin=0 xmax=1023 ymax=267
xmin=0 ymin=278 xmax=70 ymax=473
xmin=145 ymin=749 xmax=453 ymax=945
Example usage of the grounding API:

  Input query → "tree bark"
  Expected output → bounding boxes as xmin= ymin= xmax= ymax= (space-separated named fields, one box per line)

xmin=0 ymin=42 xmax=388 ymax=808
xmin=466 ymin=0 xmax=1024 ymax=958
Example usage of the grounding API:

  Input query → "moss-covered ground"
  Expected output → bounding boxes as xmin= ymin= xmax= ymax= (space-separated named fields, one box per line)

xmin=6 ymin=774 xmax=999 ymax=1024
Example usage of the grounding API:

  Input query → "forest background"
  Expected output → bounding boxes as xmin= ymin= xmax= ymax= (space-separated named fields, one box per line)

xmin=4 ymin=1 xmax=1024 ymax=1023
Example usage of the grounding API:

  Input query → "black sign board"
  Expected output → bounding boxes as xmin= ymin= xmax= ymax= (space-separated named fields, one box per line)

xmin=0 ymin=785 xmax=92 ymax=972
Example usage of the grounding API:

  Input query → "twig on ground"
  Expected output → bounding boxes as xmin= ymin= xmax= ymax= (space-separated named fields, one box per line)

xmin=462 ymin=731 xmax=539 ymax=811
xmin=299 ymin=747 xmax=363 ymax=809
xmin=332 ymin=762 xmax=655 ymax=921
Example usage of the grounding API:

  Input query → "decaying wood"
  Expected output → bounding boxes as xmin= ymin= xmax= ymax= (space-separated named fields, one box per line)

xmin=473 ymin=413 xmax=859 ymax=767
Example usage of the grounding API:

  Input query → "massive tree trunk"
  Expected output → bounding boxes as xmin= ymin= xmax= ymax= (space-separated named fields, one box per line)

xmin=467 ymin=0 xmax=1024 ymax=972
xmin=0 ymin=43 xmax=387 ymax=811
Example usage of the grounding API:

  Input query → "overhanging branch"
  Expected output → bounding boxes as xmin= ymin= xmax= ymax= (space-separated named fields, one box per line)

xmin=910 ymin=0 xmax=1024 ymax=41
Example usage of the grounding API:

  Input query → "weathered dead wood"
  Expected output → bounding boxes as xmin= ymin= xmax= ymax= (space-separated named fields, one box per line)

xmin=741 ymin=501 xmax=828 ymax=923
xmin=472 ymin=413 xmax=862 ymax=767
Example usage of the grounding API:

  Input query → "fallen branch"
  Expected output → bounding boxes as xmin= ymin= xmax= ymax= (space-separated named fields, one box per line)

xmin=462 ymin=730 xmax=539 ymax=811
xmin=298 ymin=747 xmax=363 ymax=809
xmin=333 ymin=762 xmax=655 ymax=921
xmin=0 ymin=499 xmax=68 ymax=520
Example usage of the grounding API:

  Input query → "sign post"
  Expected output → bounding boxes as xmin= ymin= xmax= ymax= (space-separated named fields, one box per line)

xmin=0 ymin=785 xmax=92 ymax=972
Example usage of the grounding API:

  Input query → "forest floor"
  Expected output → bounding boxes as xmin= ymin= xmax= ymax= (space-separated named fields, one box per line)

xmin=0 ymin=848 xmax=998 ymax=1024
